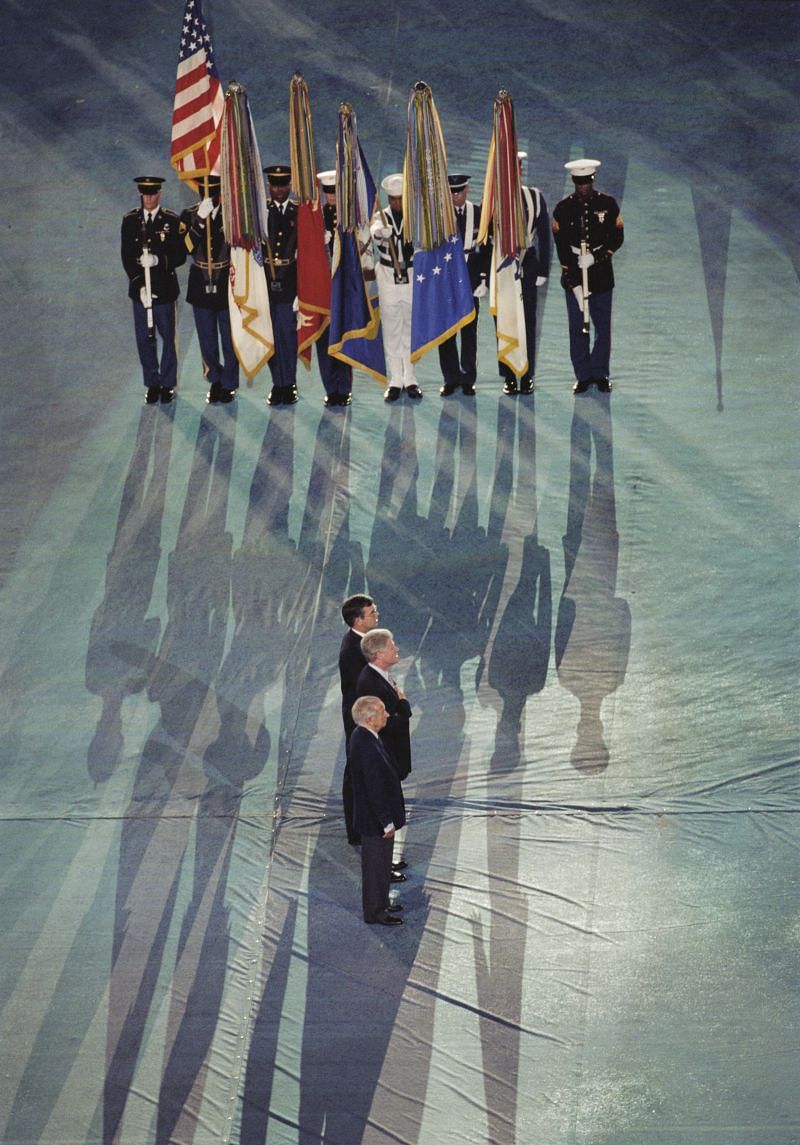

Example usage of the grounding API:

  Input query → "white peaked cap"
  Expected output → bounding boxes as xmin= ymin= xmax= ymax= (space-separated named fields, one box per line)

xmin=381 ymin=173 xmax=404 ymax=196
xmin=565 ymin=159 xmax=601 ymax=178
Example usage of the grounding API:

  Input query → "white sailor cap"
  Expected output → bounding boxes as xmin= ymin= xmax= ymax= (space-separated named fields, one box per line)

xmin=317 ymin=170 xmax=336 ymax=192
xmin=565 ymin=158 xmax=601 ymax=179
xmin=381 ymin=173 xmax=404 ymax=196
xmin=517 ymin=150 xmax=528 ymax=160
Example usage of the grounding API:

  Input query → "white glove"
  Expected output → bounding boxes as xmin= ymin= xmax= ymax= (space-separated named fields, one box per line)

xmin=139 ymin=286 xmax=155 ymax=307
xmin=535 ymin=276 xmax=547 ymax=287
xmin=296 ymin=310 xmax=313 ymax=329
xmin=473 ymin=281 xmax=488 ymax=299
xmin=577 ymin=252 xmax=595 ymax=270
xmin=292 ymin=296 xmax=299 ymax=313
xmin=138 ymin=251 xmax=158 ymax=268
xmin=373 ymin=225 xmax=392 ymax=240
xmin=197 ymin=197 xmax=214 ymax=219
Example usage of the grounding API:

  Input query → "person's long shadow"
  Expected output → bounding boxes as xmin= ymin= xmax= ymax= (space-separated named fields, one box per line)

xmin=471 ymin=395 xmax=552 ymax=1144
xmin=85 ymin=405 xmax=175 ymax=782
xmin=101 ymin=405 xmax=238 ymax=1145
xmin=240 ymin=409 xmax=361 ymax=1145
xmin=555 ymin=393 xmax=631 ymax=774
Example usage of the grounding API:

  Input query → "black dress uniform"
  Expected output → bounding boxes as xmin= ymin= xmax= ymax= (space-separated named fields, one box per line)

xmin=179 ymin=181 xmax=239 ymax=402
xmin=439 ymin=175 xmax=490 ymax=396
xmin=316 ymin=173 xmax=353 ymax=407
xmin=121 ymin=176 xmax=186 ymax=403
xmin=263 ymin=165 xmax=298 ymax=406
xmin=552 ymin=159 xmax=624 ymax=392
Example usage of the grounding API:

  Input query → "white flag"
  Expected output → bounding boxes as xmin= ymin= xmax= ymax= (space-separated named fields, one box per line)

xmin=490 ymin=250 xmax=527 ymax=379
xmin=229 ymin=246 xmax=274 ymax=379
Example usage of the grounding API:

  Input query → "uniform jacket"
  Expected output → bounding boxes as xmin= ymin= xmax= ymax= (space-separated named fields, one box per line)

xmin=348 ymin=726 xmax=406 ymax=838
xmin=264 ymin=199 xmax=297 ymax=303
xmin=371 ymin=207 xmax=414 ymax=282
xmin=339 ymin=628 xmax=366 ymax=738
xmin=121 ymin=206 xmax=185 ymax=303
xmin=454 ymin=200 xmax=490 ymax=291
xmin=355 ymin=664 xmax=412 ymax=780
xmin=552 ymin=189 xmax=624 ymax=295
xmin=520 ymin=186 xmax=551 ymax=282
xmin=178 ymin=205 xmax=231 ymax=310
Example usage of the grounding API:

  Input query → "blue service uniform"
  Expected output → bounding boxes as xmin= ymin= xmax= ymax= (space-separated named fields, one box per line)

xmin=121 ymin=205 xmax=186 ymax=391
xmin=317 ymin=201 xmax=353 ymax=399
xmin=178 ymin=204 xmax=239 ymax=394
xmin=552 ymin=188 xmax=624 ymax=384
xmin=438 ymin=201 xmax=488 ymax=393
xmin=263 ymin=199 xmax=298 ymax=396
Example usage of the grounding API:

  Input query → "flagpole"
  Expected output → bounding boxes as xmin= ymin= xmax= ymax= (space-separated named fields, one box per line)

xmin=203 ymin=160 xmax=215 ymax=293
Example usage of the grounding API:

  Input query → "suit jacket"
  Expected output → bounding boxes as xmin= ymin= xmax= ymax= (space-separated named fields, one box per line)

xmin=348 ymin=726 xmax=406 ymax=837
xmin=355 ymin=664 xmax=412 ymax=780
xmin=339 ymin=628 xmax=366 ymax=738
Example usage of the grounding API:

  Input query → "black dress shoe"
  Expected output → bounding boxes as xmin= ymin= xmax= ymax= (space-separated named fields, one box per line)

xmin=374 ymin=913 xmax=403 ymax=926
xmin=160 ymin=387 xmax=175 ymax=404
xmin=218 ymin=388 xmax=236 ymax=403
xmin=207 ymin=381 xmax=222 ymax=404
xmin=595 ymin=377 xmax=612 ymax=393
xmin=405 ymin=384 xmax=423 ymax=400
xmin=390 ymin=871 xmax=407 ymax=883
xmin=384 ymin=386 xmax=401 ymax=402
xmin=573 ymin=379 xmax=591 ymax=394
xmin=502 ymin=378 xmax=519 ymax=396
xmin=339 ymin=392 xmax=352 ymax=406
xmin=519 ymin=378 xmax=534 ymax=394
xmin=145 ymin=386 xmax=161 ymax=404
xmin=284 ymin=385 xmax=298 ymax=405
xmin=461 ymin=383 xmax=476 ymax=396
xmin=323 ymin=394 xmax=338 ymax=408
xmin=392 ymin=860 xmax=408 ymax=871
xmin=386 ymin=902 xmax=403 ymax=912
xmin=267 ymin=387 xmax=283 ymax=406
xmin=440 ymin=383 xmax=458 ymax=396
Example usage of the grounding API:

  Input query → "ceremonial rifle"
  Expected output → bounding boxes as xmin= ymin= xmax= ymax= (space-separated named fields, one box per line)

xmin=579 ymin=237 xmax=591 ymax=336
xmin=140 ymin=216 xmax=156 ymax=341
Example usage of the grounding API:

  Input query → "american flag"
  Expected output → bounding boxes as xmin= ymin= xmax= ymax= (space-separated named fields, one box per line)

xmin=170 ymin=0 xmax=224 ymax=184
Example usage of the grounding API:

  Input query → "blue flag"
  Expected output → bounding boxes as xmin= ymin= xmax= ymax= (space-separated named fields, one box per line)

xmin=410 ymin=234 xmax=475 ymax=361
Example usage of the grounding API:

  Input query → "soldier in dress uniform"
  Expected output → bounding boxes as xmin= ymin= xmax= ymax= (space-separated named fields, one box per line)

xmin=500 ymin=152 xmax=551 ymax=396
xmin=438 ymin=174 xmax=489 ymax=397
xmin=370 ymin=173 xmax=422 ymax=402
xmin=178 ymin=175 xmax=238 ymax=404
xmin=316 ymin=170 xmax=353 ymax=408
xmin=263 ymin=164 xmax=299 ymax=407
xmin=121 ymin=176 xmax=187 ymax=404
xmin=552 ymin=159 xmax=624 ymax=394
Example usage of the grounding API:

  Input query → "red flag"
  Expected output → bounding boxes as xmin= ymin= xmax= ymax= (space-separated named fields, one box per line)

xmin=170 ymin=0 xmax=224 ymax=186
xmin=296 ymin=203 xmax=331 ymax=367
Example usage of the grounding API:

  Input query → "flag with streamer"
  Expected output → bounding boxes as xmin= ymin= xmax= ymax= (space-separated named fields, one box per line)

xmin=478 ymin=90 xmax=528 ymax=377
xmin=289 ymin=73 xmax=331 ymax=367
xmin=220 ymin=81 xmax=274 ymax=378
xmin=328 ymin=103 xmax=386 ymax=382
xmin=170 ymin=0 xmax=224 ymax=188
xmin=404 ymin=81 xmax=475 ymax=362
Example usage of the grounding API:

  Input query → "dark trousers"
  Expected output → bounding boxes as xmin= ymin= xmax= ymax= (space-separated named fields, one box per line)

xmin=565 ymin=288 xmax=613 ymax=382
xmin=361 ymin=834 xmax=393 ymax=922
xmin=192 ymin=304 xmax=239 ymax=391
xmin=342 ymin=761 xmax=359 ymax=844
xmin=316 ymin=326 xmax=353 ymax=395
xmin=268 ymin=302 xmax=297 ymax=389
xmin=438 ymin=300 xmax=479 ymax=387
xmin=132 ymin=300 xmax=177 ymax=389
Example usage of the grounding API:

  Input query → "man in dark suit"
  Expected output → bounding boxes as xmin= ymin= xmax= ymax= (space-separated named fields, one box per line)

xmin=338 ymin=594 xmax=380 ymax=844
xmin=349 ymin=696 xmax=406 ymax=926
xmin=356 ymin=628 xmax=412 ymax=873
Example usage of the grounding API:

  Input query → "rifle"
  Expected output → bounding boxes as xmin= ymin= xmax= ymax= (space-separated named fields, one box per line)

xmin=578 ymin=238 xmax=591 ymax=335
xmin=140 ymin=218 xmax=155 ymax=341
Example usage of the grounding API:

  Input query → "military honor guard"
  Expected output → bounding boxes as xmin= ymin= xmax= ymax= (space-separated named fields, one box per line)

xmin=121 ymin=176 xmax=186 ymax=404
xmin=552 ymin=159 xmax=624 ymax=394
xmin=438 ymin=173 xmax=489 ymax=397
xmin=263 ymin=164 xmax=299 ymax=407
xmin=370 ymin=173 xmax=422 ymax=402
xmin=316 ymin=170 xmax=353 ymax=408
xmin=178 ymin=175 xmax=239 ymax=404
xmin=501 ymin=153 xmax=551 ymax=395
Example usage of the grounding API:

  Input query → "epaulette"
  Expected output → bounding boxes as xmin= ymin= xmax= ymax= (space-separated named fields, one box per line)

xmin=123 ymin=208 xmax=139 ymax=218
xmin=161 ymin=208 xmax=179 ymax=219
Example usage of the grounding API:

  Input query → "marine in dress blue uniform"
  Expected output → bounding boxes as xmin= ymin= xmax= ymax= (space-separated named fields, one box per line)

xmin=316 ymin=170 xmax=353 ymax=407
xmin=178 ymin=176 xmax=239 ymax=404
xmin=121 ymin=176 xmax=186 ymax=404
xmin=552 ymin=159 xmax=624 ymax=394
xmin=438 ymin=174 xmax=490 ymax=396
xmin=500 ymin=153 xmax=551 ymax=395
xmin=263 ymin=165 xmax=299 ymax=407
